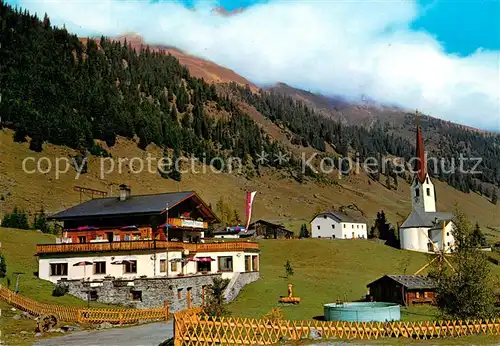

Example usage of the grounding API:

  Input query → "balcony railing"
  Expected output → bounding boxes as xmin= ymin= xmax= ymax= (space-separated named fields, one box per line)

xmin=36 ymin=240 xmax=259 ymax=255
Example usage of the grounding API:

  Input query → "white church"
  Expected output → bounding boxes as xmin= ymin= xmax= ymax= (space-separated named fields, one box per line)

xmin=399 ymin=118 xmax=455 ymax=253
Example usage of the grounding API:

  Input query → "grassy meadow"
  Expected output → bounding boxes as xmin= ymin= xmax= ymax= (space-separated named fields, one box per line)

xmin=0 ymin=300 xmax=39 ymax=346
xmin=0 ymin=227 xmax=108 ymax=307
xmin=228 ymin=238 xmax=500 ymax=321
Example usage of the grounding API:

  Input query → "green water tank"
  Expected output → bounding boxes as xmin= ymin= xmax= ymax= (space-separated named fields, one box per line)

xmin=324 ymin=302 xmax=401 ymax=322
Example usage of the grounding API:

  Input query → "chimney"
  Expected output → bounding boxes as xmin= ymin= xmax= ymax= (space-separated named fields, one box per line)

xmin=119 ymin=184 xmax=131 ymax=201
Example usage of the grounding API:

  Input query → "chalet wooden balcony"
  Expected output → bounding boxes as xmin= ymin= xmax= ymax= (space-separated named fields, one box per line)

xmin=167 ymin=218 xmax=207 ymax=229
xmin=36 ymin=240 xmax=259 ymax=255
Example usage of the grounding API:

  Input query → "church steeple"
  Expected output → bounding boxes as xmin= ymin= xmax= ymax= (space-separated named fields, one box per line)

xmin=411 ymin=110 xmax=436 ymax=213
xmin=414 ymin=111 xmax=426 ymax=183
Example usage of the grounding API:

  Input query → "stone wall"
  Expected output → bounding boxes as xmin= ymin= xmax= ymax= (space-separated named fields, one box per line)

xmin=224 ymin=271 xmax=260 ymax=303
xmin=61 ymin=274 xmax=221 ymax=311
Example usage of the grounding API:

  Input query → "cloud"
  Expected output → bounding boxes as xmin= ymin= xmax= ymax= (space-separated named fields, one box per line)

xmin=15 ymin=0 xmax=500 ymax=130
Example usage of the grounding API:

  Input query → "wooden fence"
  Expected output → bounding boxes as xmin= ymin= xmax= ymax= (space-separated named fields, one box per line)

xmin=0 ymin=285 xmax=169 ymax=325
xmin=173 ymin=308 xmax=500 ymax=345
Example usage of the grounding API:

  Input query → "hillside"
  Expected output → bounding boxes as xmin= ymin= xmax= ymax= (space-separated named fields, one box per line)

xmin=0 ymin=2 xmax=499 ymax=237
xmin=110 ymin=34 xmax=257 ymax=88
xmin=1 ymin=129 xmax=499 ymax=242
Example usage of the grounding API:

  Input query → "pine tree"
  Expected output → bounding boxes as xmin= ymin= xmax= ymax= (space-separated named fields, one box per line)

xmin=169 ymin=149 xmax=182 ymax=182
xmin=491 ymin=188 xmax=498 ymax=205
xmin=203 ymin=277 xmax=230 ymax=317
xmin=284 ymin=259 xmax=294 ymax=278
xmin=471 ymin=222 xmax=486 ymax=247
xmin=1 ymin=207 xmax=30 ymax=229
xmin=33 ymin=207 xmax=51 ymax=233
xmin=170 ymin=105 xmax=178 ymax=122
xmin=0 ymin=252 xmax=7 ymax=278
xmin=232 ymin=210 xmax=240 ymax=225
xmin=299 ymin=224 xmax=309 ymax=238
xmin=158 ymin=149 xmax=170 ymax=179
xmin=370 ymin=211 xmax=398 ymax=247
xmin=42 ymin=13 xmax=50 ymax=29
xmin=393 ymin=175 xmax=398 ymax=189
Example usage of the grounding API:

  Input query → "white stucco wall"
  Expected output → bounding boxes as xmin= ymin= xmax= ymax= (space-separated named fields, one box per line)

xmin=411 ymin=175 xmax=436 ymax=213
xmin=399 ymin=227 xmax=431 ymax=253
xmin=38 ymin=250 xmax=259 ymax=283
xmin=429 ymin=222 xmax=455 ymax=253
xmin=339 ymin=222 xmax=368 ymax=239
xmin=400 ymin=222 xmax=455 ymax=253
xmin=311 ymin=215 xmax=367 ymax=239
xmin=214 ymin=234 xmax=240 ymax=239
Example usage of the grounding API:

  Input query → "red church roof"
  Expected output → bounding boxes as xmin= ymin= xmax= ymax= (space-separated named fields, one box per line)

xmin=414 ymin=113 xmax=427 ymax=183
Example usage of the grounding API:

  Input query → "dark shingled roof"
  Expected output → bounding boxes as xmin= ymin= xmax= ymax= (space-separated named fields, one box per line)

xmin=400 ymin=211 xmax=453 ymax=228
xmin=48 ymin=191 xmax=200 ymax=220
xmin=367 ymin=275 xmax=437 ymax=289
xmin=248 ymin=219 xmax=294 ymax=233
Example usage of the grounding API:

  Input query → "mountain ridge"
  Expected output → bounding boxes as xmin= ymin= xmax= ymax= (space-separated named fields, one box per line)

xmin=0 ymin=3 xmax=498 ymax=236
xmin=111 ymin=34 xmax=493 ymax=136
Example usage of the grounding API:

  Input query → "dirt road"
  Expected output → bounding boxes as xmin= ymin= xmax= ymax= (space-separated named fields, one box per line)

xmin=33 ymin=321 xmax=173 ymax=346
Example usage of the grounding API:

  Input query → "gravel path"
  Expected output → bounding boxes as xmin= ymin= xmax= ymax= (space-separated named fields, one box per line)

xmin=33 ymin=321 xmax=173 ymax=346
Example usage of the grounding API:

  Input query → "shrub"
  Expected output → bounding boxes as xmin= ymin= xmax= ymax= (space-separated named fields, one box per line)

xmin=33 ymin=207 xmax=52 ymax=233
xmin=262 ymin=308 xmax=284 ymax=321
xmin=52 ymin=284 xmax=69 ymax=297
xmin=89 ymin=143 xmax=110 ymax=157
xmin=284 ymin=259 xmax=294 ymax=278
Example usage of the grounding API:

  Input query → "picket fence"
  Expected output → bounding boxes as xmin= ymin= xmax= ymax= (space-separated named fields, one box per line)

xmin=0 ymin=285 xmax=169 ymax=325
xmin=173 ymin=308 xmax=500 ymax=345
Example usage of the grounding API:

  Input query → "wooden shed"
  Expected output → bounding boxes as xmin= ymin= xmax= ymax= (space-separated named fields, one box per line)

xmin=366 ymin=275 xmax=437 ymax=306
xmin=248 ymin=220 xmax=294 ymax=239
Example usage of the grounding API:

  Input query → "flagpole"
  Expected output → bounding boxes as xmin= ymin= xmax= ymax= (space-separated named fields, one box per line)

xmin=166 ymin=203 xmax=169 ymax=278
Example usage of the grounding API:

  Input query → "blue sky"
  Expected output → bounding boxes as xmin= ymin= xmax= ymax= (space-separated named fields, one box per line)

xmin=8 ymin=0 xmax=500 ymax=129
xmin=412 ymin=0 xmax=500 ymax=56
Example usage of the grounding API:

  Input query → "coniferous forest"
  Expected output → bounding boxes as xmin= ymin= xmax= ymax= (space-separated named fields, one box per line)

xmin=0 ymin=2 xmax=287 ymax=175
xmin=233 ymin=84 xmax=500 ymax=194
xmin=1 ymin=1 xmax=499 ymax=195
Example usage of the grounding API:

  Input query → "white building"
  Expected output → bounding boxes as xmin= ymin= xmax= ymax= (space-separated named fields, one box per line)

xmin=399 ymin=118 xmax=455 ymax=253
xmin=310 ymin=212 xmax=368 ymax=239
xmin=35 ymin=187 xmax=260 ymax=310
xmin=212 ymin=226 xmax=245 ymax=239
xmin=38 ymin=242 xmax=259 ymax=283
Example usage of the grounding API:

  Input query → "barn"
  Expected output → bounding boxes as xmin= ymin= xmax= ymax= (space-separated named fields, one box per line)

xmin=366 ymin=275 xmax=437 ymax=306
xmin=248 ymin=220 xmax=294 ymax=239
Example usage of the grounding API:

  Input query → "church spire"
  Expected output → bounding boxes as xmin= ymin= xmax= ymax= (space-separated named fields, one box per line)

xmin=414 ymin=110 xmax=426 ymax=183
